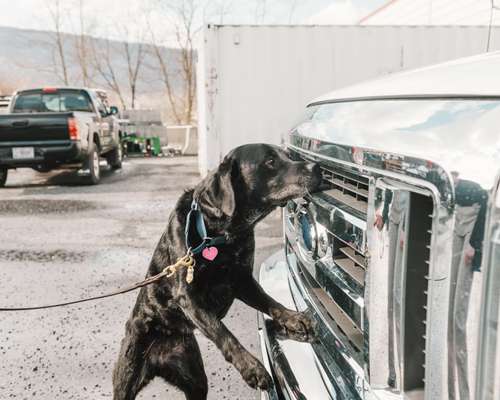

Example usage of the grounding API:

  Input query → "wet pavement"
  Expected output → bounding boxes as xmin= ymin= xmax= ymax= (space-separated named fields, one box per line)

xmin=0 ymin=157 xmax=283 ymax=399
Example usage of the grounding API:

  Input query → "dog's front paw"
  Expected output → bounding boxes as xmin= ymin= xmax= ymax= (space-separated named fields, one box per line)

xmin=237 ymin=355 xmax=273 ymax=391
xmin=276 ymin=310 xmax=317 ymax=342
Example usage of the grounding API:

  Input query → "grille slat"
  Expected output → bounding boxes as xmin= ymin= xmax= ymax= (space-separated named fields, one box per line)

xmin=334 ymin=257 xmax=365 ymax=287
xmin=320 ymin=166 xmax=369 ymax=215
xmin=329 ymin=176 xmax=369 ymax=198
xmin=323 ymin=189 xmax=368 ymax=214
xmin=322 ymin=167 xmax=369 ymax=190
xmin=338 ymin=246 xmax=366 ymax=269
xmin=312 ymin=287 xmax=364 ymax=351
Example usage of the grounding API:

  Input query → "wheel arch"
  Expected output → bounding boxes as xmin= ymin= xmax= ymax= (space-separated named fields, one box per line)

xmin=92 ymin=133 xmax=101 ymax=152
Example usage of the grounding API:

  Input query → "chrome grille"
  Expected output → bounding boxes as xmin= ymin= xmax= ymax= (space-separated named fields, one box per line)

xmin=320 ymin=166 xmax=369 ymax=214
xmin=286 ymin=163 xmax=370 ymax=360
xmin=286 ymin=150 xmax=435 ymax=398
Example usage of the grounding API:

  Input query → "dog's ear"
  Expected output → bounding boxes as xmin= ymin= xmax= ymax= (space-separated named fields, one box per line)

xmin=198 ymin=152 xmax=238 ymax=219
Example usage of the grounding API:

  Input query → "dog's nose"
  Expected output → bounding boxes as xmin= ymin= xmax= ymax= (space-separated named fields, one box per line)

xmin=306 ymin=163 xmax=321 ymax=177
xmin=305 ymin=163 xmax=322 ymax=191
xmin=305 ymin=162 xmax=317 ymax=172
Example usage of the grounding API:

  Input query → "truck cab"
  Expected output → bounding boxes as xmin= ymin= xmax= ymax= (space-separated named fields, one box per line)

xmin=259 ymin=52 xmax=500 ymax=400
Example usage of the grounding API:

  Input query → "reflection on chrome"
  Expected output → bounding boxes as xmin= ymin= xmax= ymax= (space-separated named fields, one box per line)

xmin=448 ymin=172 xmax=487 ymax=400
xmin=271 ymin=99 xmax=499 ymax=400
xmin=295 ymin=100 xmax=500 ymax=189
xmin=367 ymin=181 xmax=411 ymax=393
xmin=476 ymin=179 xmax=500 ymax=400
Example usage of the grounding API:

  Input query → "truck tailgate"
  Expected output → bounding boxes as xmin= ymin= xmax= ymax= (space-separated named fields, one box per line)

xmin=0 ymin=112 xmax=72 ymax=143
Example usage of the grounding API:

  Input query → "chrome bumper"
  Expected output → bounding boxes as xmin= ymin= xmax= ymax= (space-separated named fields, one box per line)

xmin=258 ymin=251 xmax=337 ymax=400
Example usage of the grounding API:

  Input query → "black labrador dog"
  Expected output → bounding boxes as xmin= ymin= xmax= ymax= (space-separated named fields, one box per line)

xmin=113 ymin=143 xmax=320 ymax=400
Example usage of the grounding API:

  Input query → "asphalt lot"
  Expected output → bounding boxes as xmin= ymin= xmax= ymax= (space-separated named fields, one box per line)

xmin=0 ymin=157 xmax=283 ymax=399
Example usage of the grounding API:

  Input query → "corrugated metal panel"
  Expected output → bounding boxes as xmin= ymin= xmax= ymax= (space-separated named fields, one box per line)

xmin=197 ymin=25 xmax=500 ymax=175
xmin=361 ymin=0 xmax=500 ymax=25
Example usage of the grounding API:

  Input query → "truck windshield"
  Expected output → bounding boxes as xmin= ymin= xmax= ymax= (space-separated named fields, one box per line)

xmin=12 ymin=90 xmax=93 ymax=113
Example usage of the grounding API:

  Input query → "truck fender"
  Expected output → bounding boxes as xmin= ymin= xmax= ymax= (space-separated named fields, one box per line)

xmin=92 ymin=133 xmax=101 ymax=153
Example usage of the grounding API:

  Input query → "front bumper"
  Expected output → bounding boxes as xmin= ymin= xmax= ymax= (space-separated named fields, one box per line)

xmin=258 ymin=251 xmax=335 ymax=400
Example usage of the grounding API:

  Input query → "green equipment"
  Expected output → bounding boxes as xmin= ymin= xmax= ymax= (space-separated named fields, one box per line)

xmin=122 ymin=134 xmax=163 ymax=157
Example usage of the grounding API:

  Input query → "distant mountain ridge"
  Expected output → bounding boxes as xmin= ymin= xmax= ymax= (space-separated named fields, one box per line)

xmin=0 ymin=25 xmax=182 ymax=109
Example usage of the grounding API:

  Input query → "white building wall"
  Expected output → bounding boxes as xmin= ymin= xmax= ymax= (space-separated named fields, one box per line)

xmin=197 ymin=25 xmax=500 ymax=175
xmin=360 ymin=0 xmax=500 ymax=25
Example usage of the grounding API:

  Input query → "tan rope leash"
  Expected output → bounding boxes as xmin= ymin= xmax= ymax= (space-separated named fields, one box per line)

xmin=0 ymin=254 xmax=196 ymax=312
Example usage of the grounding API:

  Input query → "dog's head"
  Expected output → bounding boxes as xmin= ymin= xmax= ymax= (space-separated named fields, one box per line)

xmin=196 ymin=144 xmax=321 ymax=221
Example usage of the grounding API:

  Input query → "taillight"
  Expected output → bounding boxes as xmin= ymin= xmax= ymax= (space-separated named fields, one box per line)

xmin=68 ymin=117 xmax=80 ymax=140
xmin=42 ymin=87 xmax=58 ymax=93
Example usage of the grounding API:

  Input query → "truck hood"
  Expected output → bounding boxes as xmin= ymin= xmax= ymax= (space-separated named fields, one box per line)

xmin=290 ymin=98 xmax=500 ymax=191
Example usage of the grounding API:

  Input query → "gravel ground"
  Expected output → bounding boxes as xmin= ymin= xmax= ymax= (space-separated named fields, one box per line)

xmin=0 ymin=157 xmax=283 ymax=400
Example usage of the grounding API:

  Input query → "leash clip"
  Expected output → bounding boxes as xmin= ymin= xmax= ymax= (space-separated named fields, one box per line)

xmin=161 ymin=250 xmax=196 ymax=284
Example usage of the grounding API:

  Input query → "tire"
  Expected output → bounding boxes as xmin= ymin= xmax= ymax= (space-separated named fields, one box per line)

xmin=0 ymin=168 xmax=7 ymax=187
xmin=106 ymin=144 xmax=123 ymax=170
xmin=84 ymin=145 xmax=101 ymax=185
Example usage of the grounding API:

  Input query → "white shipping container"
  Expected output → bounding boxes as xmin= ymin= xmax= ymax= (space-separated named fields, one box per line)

xmin=197 ymin=25 xmax=500 ymax=175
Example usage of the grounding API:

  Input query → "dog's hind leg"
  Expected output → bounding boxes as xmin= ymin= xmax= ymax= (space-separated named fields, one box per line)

xmin=151 ymin=333 xmax=208 ymax=400
xmin=112 ymin=330 xmax=154 ymax=400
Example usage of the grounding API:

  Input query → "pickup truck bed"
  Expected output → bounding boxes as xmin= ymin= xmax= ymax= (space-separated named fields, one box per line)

xmin=0 ymin=112 xmax=83 ymax=168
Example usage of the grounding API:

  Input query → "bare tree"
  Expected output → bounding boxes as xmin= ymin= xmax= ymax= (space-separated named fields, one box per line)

xmin=149 ymin=0 xmax=200 ymax=124
xmin=90 ymin=38 xmax=127 ymax=108
xmin=46 ymin=0 xmax=70 ymax=85
xmin=73 ymin=0 xmax=94 ymax=86
xmin=149 ymin=28 xmax=183 ymax=123
xmin=122 ymin=30 xmax=145 ymax=109
xmin=90 ymin=27 xmax=145 ymax=109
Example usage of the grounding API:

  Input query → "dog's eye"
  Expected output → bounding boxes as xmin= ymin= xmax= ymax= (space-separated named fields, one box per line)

xmin=265 ymin=158 xmax=275 ymax=168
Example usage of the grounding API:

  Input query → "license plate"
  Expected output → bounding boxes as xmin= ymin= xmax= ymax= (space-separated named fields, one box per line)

xmin=12 ymin=147 xmax=35 ymax=159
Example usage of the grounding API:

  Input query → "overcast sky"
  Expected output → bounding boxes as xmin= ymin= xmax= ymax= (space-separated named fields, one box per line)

xmin=0 ymin=0 xmax=385 ymax=43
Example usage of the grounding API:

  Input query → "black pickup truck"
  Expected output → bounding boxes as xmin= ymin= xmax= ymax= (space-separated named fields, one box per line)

xmin=0 ymin=87 xmax=123 ymax=186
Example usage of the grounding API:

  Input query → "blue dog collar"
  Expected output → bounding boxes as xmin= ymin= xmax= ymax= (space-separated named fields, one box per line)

xmin=185 ymin=200 xmax=226 ymax=256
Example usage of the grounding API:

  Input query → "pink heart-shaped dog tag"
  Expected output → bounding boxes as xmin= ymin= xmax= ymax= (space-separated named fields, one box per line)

xmin=202 ymin=246 xmax=218 ymax=261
